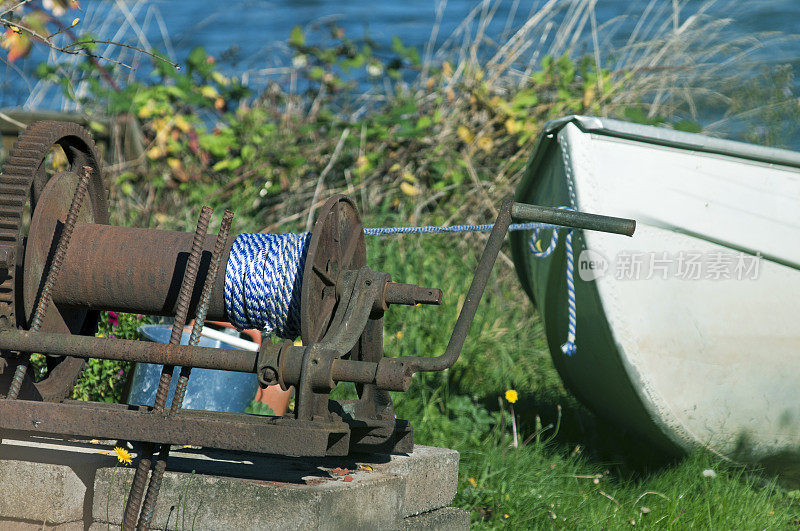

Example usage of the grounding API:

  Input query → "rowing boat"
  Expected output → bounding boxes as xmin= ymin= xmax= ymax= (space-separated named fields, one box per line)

xmin=510 ymin=116 xmax=800 ymax=471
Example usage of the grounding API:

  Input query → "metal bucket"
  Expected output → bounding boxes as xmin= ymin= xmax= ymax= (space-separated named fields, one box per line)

xmin=126 ymin=324 xmax=258 ymax=413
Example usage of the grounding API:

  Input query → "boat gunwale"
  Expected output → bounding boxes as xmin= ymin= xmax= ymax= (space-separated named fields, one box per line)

xmin=542 ymin=115 xmax=800 ymax=169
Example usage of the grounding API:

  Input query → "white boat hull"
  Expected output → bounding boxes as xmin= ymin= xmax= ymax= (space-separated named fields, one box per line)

xmin=513 ymin=116 xmax=800 ymax=465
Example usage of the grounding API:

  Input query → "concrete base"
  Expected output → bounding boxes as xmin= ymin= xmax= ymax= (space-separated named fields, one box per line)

xmin=0 ymin=436 xmax=467 ymax=530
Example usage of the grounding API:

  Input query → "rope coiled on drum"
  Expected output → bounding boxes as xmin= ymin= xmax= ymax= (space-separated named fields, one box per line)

xmin=224 ymin=232 xmax=311 ymax=338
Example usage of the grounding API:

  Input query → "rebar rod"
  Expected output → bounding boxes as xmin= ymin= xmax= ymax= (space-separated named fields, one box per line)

xmin=170 ymin=209 xmax=234 ymax=413
xmin=136 ymin=206 xmax=213 ymax=531
xmin=7 ymin=166 xmax=91 ymax=400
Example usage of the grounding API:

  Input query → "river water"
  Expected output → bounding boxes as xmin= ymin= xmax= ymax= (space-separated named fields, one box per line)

xmin=2 ymin=0 xmax=799 ymax=145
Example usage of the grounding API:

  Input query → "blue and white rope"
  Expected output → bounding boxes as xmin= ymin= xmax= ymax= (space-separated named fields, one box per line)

xmin=526 ymin=207 xmax=577 ymax=356
xmin=365 ymin=221 xmax=550 ymax=235
xmin=224 ymin=217 xmax=579 ymax=356
xmin=224 ymin=232 xmax=311 ymax=337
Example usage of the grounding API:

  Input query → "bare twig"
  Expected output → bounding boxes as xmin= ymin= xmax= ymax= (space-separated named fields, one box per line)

xmin=598 ymin=490 xmax=621 ymax=507
xmin=0 ymin=15 xmax=180 ymax=71
xmin=0 ymin=0 xmax=33 ymax=18
xmin=305 ymin=128 xmax=350 ymax=232
xmin=0 ymin=111 xmax=26 ymax=129
xmin=63 ymin=40 xmax=181 ymax=69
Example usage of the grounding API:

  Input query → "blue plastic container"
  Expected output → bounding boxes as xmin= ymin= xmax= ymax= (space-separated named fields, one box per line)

xmin=127 ymin=324 xmax=258 ymax=413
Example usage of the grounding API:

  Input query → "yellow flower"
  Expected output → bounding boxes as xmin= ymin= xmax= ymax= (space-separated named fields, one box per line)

xmin=468 ymin=477 xmax=477 ymax=487
xmin=395 ymin=330 xmax=403 ymax=340
xmin=505 ymin=389 xmax=518 ymax=404
xmin=112 ymin=446 xmax=132 ymax=465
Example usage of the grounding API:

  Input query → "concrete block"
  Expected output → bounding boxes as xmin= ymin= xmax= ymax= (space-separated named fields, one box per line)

xmin=404 ymin=507 xmax=470 ymax=530
xmin=93 ymin=463 xmax=405 ymax=530
xmin=0 ymin=437 xmax=119 ymax=525
xmin=376 ymin=445 xmax=460 ymax=516
xmin=0 ymin=437 xmax=462 ymax=530
xmin=0 ymin=522 xmax=83 ymax=531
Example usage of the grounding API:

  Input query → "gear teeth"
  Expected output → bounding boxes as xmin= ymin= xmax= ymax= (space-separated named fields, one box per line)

xmin=0 ymin=120 xmax=105 ymax=401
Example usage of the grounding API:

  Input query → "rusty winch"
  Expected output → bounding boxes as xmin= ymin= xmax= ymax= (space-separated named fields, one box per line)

xmin=0 ymin=121 xmax=635 ymax=528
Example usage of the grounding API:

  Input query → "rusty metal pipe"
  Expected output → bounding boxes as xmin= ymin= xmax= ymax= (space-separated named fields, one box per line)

xmin=0 ymin=329 xmax=264 ymax=373
xmin=511 ymin=202 xmax=636 ymax=236
xmin=401 ymin=197 xmax=515 ymax=374
xmin=0 ymin=329 xmax=405 ymax=390
xmin=52 ymin=223 xmax=232 ymax=320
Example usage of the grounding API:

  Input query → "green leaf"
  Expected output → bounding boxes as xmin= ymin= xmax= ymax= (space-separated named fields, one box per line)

xmin=199 ymin=133 xmax=235 ymax=158
xmin=416 ymin=115 xmax=433 ymax=130
xmin=672 ymin=120 xmax=702 ymax=133
xmin=241 ymin=144 xmax=257 ymax=161
xmin=289 ymin=26 xmax=305 ymax=48
xmin=244 ymin=400 xmax=276 ymax=416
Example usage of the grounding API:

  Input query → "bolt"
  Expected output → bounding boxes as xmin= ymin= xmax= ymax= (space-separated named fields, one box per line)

xmin=260 ymin=367 xmax=278 ymax=386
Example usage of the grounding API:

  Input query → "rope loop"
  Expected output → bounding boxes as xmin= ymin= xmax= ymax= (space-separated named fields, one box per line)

xmin=527 ymin=206 xmax=578 ymax=356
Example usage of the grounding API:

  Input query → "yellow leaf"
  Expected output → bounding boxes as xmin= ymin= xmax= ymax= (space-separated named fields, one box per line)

xmin=200 ymin=85 xmax=220 ymax=99
xmin=477 ymin=136 xmax=493 ymax=153
xmin=146 ymin=146 xmax=164 ymax=160
xmin=400 ymin=182 xmax=421 ymax=197
xmin=2 ymin=29 xmax=31 ymax=62
xmin=456 ymin=125 xmax=474 ymax=144
xmin=71 ymin=18 xmax=80 ymax=26
xmin=358 ymin=464 xmax=373 ymax=471
xmin=505 ymin=118 xmax=522 ymax=135
xmin=211 ymin=71 xmax=231 ymax=86
xmin=442 ymin=61 xmax=452 ymax=78
xmin=166 ymin=158 xmax=182 ymax=171
xmin=583 ymin=86 xmax=595 ymax=108
xmin=173 ymin=114 xmax=191 ymax=133
xmin=137 ymin=100 xmax=155 ymax=119
xmin=389 ymin=163 xmax=401 ymax=172
xmin=401 ymin=171 xmax=416 ymax=183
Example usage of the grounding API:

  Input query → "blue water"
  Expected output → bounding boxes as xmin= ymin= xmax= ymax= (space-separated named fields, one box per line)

xmin=2 ymin=0 xmax=800 ymax=144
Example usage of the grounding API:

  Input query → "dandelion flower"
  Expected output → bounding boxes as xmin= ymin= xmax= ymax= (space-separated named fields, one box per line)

xmin=468 ymin=477 xmax=477 ymax=487
xmin=112 ymin=446 xmax=132 ymax=465
xmin=505 ymin=389 xmax=518 ymax=404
